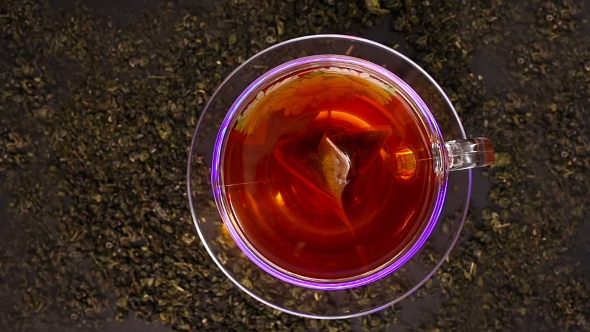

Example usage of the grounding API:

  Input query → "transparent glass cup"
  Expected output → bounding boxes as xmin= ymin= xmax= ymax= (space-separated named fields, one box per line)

xmin=187 ymin=35 xmax=494 ymax=318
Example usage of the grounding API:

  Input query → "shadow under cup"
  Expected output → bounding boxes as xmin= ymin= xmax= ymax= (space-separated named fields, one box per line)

xmin=211 ymin=55 xmax=449 ymax=290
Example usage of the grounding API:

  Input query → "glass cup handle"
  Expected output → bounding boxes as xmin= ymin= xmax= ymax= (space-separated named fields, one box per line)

xmin=445 ymin=137 xmax=494 ymax=171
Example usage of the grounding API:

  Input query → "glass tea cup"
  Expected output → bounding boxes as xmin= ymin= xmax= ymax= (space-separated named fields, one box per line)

xmin=188 ymin=35 xmax=494 ymax=318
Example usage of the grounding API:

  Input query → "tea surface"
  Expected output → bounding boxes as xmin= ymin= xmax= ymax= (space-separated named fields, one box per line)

xmin=221 ymin=68 xmax=437 ymax=280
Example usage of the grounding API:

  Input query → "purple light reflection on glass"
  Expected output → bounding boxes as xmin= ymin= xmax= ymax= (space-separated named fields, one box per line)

xmin=211 ymin=55 xmax=449 ymax=290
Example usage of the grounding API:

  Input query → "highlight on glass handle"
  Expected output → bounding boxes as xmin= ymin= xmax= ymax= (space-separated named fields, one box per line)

xmin=445 ymin=137 xmax=495 ymax=171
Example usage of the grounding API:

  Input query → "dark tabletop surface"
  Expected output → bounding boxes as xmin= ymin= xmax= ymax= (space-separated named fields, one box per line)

xmin=1 ymin=0 xmax=589 ymax=331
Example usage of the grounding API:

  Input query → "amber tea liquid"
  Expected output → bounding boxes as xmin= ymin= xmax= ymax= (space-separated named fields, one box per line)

xmin=219 ymin=66 xmax=437 ymax=282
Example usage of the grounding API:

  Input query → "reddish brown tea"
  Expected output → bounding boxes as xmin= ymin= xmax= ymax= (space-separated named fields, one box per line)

xmin=221 ymin=67 xmax=436 ymax=280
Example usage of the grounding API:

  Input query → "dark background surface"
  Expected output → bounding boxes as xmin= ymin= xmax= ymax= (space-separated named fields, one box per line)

xmin=1 ymin=0 xmax=589 ymax=331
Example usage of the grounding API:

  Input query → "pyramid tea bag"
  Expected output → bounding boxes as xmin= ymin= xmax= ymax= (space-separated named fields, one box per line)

xmin=273 ymin=126 xmax=392 ymax=230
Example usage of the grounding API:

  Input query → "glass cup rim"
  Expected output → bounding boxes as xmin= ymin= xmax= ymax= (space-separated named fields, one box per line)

xmin=210 ymin=54 xmax=450 ymax=290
